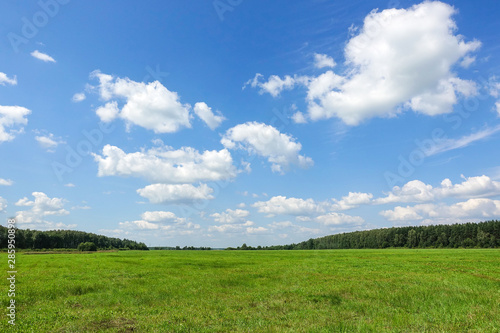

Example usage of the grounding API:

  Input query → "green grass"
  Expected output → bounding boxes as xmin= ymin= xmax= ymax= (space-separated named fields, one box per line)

xmin=1 ymin=249 xmax=499 ymax=332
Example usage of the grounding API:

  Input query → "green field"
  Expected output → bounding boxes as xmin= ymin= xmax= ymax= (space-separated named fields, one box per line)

xmin=2 ymin=249 xmax=499 ymax=332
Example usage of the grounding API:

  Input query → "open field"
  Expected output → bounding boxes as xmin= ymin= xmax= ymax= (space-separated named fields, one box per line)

xmin=1 ymin=249 xmax=499 ymax=332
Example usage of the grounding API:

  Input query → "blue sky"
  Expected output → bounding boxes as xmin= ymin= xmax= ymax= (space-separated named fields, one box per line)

xmin=1 ymin=0 xmax=500 ymax=247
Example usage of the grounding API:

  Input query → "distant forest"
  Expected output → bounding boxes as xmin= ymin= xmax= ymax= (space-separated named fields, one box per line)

xmin=238 ymin=220 xmax=500 ymax=250
xmin=0 ymin=226 xmax=148 ymax=250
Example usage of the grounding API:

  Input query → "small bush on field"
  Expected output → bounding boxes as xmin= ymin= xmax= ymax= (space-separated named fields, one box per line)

xmin=77 ymin=242 xmax=97 ymax=251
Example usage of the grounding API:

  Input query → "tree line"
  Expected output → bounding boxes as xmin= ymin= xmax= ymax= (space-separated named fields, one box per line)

xmin=0 ymin=226 xmax=148 ymax=250
xmin=149 ymin=246 xmax=212 ymax=250
xmin=234 ymin=220 xmax=500 ymax=250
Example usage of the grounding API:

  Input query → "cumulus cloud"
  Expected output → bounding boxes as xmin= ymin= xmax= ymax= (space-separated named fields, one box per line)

xmin=118 ymin=211 xmax=199 ymax=234
xmin=380 ymin=198 xmax=500 ymax=223
xmin=31 ymin=50 xmax=56 ymax=63
xmin=252 ymin=196 xmax=327 ymax=217
xmin=0 ymin=105 xmax=31 ymax=143
xmin=249 ymin=2 xmax=481 ymax=125
xmin=243 ymin=73 xmax=310 ymax=97
xmin=141 ymin=210 xmax=184 ymax=223
xmin=93 ymin=144 xmax=237 ymax=184
xmin=0 ymin=197 xmax=6 ymax=213
xmin=309 ymin=1 xmax=480 ymax=124
xmin=221 ymin=122 xmax=313 ymax=173
xmin=211 ymin=209 xmax=250 ymax=224
xmin=375 ymin=175 xmax=500 ymax=204
xmin=267 ymin=221 xmax=323 ymax=235
xmin=314 ymin=53 xmax=336 ymax=69
xmin=207 ymin=208 xmax=258 ymax=234
xmin=246 ymin=226 xmax=269 ymax=234
xmin=137 ymin=183 xmax=214 ymax=204
xmin=489 ymin=78 xmax=500 ymax=116
xmin=72 ymin=93 xmax=86 ymax=103
xmin=35 ymin=132 xmax=65 ymax=152
xmin=14 ymin=192 xmax=75 ymax=230
xmin=95 ymin=101 xmax=120 ymax=122
xmin=0 ymin=178 xmax=13 ymax=186
xmin=315 ymin=212 xmax=365 ymax=225
xmin=291 ymin=111 xmax=308 ymax=124
xmin=90 ymin=71 xmax=191 ymax=133
xmin=193 ymin=102 xmax=225 ymax=130
xmin=331 ymin=192 xmax=373 ymax=210
xmin=0 ymin=72 xmax=17 ymax=86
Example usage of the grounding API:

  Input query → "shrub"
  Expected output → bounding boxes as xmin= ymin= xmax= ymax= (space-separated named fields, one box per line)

xmin=77 ymin=242 xmax=97 ymax=251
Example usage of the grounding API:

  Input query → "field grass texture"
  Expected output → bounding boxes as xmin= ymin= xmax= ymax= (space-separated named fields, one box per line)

xmin=1 ymin=249 xmax=499 ymax=332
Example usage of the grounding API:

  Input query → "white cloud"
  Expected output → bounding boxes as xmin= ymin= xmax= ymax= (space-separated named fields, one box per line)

xmin=0 ymin=178 xmax=13 ymax=186
xmin=14 ymin=192 xmax=74 ymax=230
xmin=315 ymin=212 xmax=365 ymax=225
xmin=31 ymin=50 xmax=56 ymax=63
xmin=0 ymin=72 xmax=17 ymax=86
xmin=120 ymin=220 xmax=160 ymax=230
xmin=0 ymin=105 xmax=31 ymax=143
xmin=310 ymin=1 xmax=481 ymax=124
xmin=243 ymin=73 xmax=310 ymax=97
xmin=0 ymin=197 xmax=6 ymax=212
xmin=489 ymin=78 xmax=500 ymax=115
xmin=380 ymin=198 xmax=500 ymax=223
xmin=314 ymin=53 xmax=336 ymax=69
xmin=221 ymin=122 xmax=313 ymax=173
xmin=91 ymin=71 xmax=191 ymax=133
xmin=268 ymin=221 xmax=294 ymax=229
xmin=426 ymin=125 xmax=500 ymax=156
xmin=375 ymin=175 xmax=500 ymax=204
xmin=252 ymin=196 xmax=327 ymax=217
xmin=331 ymin=192 xmax=373 ymax=210
xmin=193 ymin=102 xmax=225 ymax=130
xmin=72 ymin=93 xmax=86 ymax=103
xmin=64 ymin=183 xmax=75 ymax=187
xmin=35 ymin=132 xmax=65 ymax=152
xmin=207 ymin=220 xmax=259 ymax=234
xmin=267 ymin=221 xmax=322 ymax=235
xmin=460 ymin=55 xmax=476 ymax=68
xmin=250 ymin=2 xmax=481 ymax=125
xmin=137 ymin=183 xmax=214 ymax=204
xmin=291 ymin=111 xmax=308 ymax=124
xmin=93 ymin=144 xmax=237 ymax=184
xmin=95 ymin=101 xmax=120 ymax=122
xmin=211 ymin=209 xmax=250 ymax=224
xmin=141 ymin=211 xmax=184 ymax=223
xmin=379 ymin=206 xmax=423 ymax=221
xmin=71 ymin=205 xmax=91 ymax=210
xmin=490 ymin=78 xmax=500 ymax=98
xmin=246 ymin=226 xmax=269 ymax=234
xmin=118 ymin=211 xmax=199 ymax=234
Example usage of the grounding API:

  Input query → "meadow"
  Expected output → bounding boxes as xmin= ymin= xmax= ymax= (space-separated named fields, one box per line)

xmin=1 ymin=249 xmax=499 ymax=332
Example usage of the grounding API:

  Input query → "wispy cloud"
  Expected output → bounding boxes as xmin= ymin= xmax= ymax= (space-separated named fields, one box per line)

xmin=31 ymin=50 xmax=56 ymax=63
xmin=427 ymin=125 xmax=500 ymax=156
xmin=35 ymin=132 xmax=65 ymax=152
xmin=72 ymin=93 xmax=86 ymax=102
xmin=0 ymin=178 xmax=13 ymax=186
xmin=0 ymin=72 xmax=17 ymax=86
